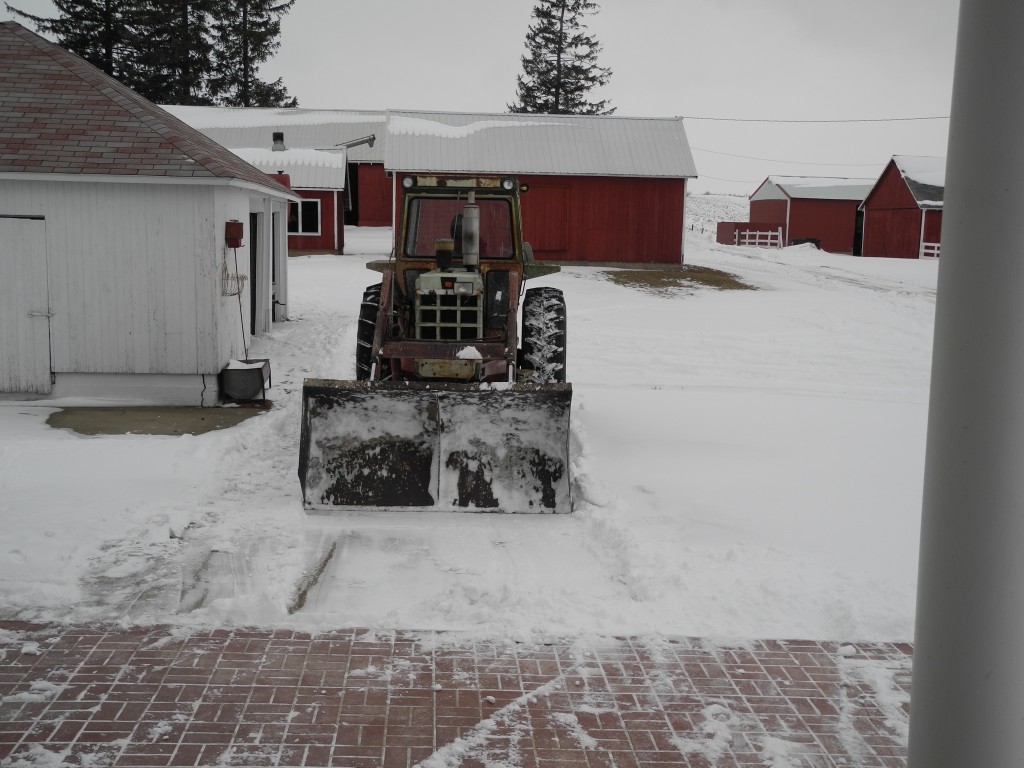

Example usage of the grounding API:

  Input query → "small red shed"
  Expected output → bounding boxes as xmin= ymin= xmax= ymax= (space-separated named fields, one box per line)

xmin=745 ymin=176 xmax=875 ymax=254
xmin=860 ymin=156 xmax=945 ymax=259
xmin=384 ymin=110 xmax=698 ymax=264
xmin=164 ymin=107 xmax=392 ymax=230
xmin=231 ymin=144 xmax=348 ymax=253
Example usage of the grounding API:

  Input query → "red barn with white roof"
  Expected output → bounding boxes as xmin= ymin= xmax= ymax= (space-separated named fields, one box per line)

xmin=860 ymin=155 xmax=945 ymax=258
xmin=747 ymin=176 xmax=875 ymax=254
xmin=384 ymin=110 xmax=698 ymax=264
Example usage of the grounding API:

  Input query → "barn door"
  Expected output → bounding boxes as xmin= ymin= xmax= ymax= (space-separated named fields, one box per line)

xmin=0 ymin=215 xmax=51 ymax=394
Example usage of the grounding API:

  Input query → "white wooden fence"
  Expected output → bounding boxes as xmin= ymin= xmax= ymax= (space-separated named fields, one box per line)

xmin=735 ymin=227 xmax=783 ymax=249
xmin=920 ymin=242 xmax=941 ymax=259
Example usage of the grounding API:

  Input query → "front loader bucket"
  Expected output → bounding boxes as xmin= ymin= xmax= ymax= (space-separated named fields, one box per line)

xmin=299 ymin=379 xmax=573 ymax=513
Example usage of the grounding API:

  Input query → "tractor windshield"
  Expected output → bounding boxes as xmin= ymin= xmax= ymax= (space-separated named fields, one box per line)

xmin=404 ymin=198 xmax=515 ymax=259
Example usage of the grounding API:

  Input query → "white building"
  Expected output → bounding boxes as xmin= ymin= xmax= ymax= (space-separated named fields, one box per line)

xmin=0 ymin=22 xmax=298 ymax=404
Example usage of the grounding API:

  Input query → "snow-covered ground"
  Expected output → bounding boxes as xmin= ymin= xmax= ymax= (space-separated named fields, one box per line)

xmin=0 ymin=219 xmax=936 ymax=643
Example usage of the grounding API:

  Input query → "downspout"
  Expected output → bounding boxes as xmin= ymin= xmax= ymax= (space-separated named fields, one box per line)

xmin=908 ymin=1 xmax=1024 ymax=765
xmin=334 ymin=190 xmax=339 ymax=253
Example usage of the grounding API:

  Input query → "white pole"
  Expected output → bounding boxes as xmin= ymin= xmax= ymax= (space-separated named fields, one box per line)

xmin=909 ymin=1 xmax=1024 ymax=766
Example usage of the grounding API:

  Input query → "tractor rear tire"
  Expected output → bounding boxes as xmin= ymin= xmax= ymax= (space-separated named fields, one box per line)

xmin=355 ymin=283 xmax=382 ymax=380
xmin=521 ymin=286 xmax=567 ymax=384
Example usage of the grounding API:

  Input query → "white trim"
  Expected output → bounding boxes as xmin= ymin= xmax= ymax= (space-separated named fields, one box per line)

xmin=333 ymin=190 xmax=339 ymax=252
xmin=288 ymin=198 xmax=322 ymax=236
xmin=0 ymin=171 xmax=302 ymax=202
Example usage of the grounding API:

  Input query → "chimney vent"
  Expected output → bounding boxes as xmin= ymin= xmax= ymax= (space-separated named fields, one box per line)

xmin=272 ymin=132 xmax=286 ymax=151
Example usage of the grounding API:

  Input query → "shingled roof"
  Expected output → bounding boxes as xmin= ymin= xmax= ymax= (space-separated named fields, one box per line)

xmin=0 ymin=21 xmax=290 ymax=194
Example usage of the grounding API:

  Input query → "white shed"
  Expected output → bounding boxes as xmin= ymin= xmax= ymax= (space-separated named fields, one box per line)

xmin=0 ymin=22 xmax=298 ymax=404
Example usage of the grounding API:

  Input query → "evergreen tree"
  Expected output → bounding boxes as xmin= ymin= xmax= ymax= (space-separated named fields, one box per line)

xmin=208 ymin=0 xmax=297 ymax=108
xmin=5 ymin=0 xmax=148 ymax=93
xmin=509 ymin=0 xmax=613 ymax=115
xmin=134 ymin=0 xmax=216 ymax=105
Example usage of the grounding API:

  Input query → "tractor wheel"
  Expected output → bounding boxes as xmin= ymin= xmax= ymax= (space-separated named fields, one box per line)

xmin=355 ymin=283 xmax=382 ymax=380
xmin=520 ymin=286 xmax=567 ymax=383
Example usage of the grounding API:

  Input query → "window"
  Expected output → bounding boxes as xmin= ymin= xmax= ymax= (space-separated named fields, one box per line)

xmin=288 ymin=199 xmax=321 ymax=235
xmin=404 ymin=198 xmax=514 ymax=259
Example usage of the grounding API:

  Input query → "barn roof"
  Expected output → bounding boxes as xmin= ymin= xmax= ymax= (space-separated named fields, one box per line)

xmin=383 ymin=110 xmax=697 ymax=179
xmin=750 ymin=176 xmax=875 ymax=202
xmin=0 ymin=22 xmax=293 ymax=198
xmin=229 ymin=147 xmax=347 ymax=190
xmin=164 ymin=106 xmax=386 ymax=163
xmin=892 ymin=155 xmax=945 ymax=208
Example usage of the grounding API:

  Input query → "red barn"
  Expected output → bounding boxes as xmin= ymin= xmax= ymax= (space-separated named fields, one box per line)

xmin=164 ymin=107 xmax=392 ymax=230
xmin=745 ymin=176 xmax=875 ymax=254
xmin=384 ymin=110 xmax=697 ymax=264
xmin=861 ymin=155 xmax=945 ymax=259
xmin=232 ymin=143 xmax=348 ymax=253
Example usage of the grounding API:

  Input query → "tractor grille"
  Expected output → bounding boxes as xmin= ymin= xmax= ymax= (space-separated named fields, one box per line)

xmin=416 ymin=293 xmax=483 ymax=340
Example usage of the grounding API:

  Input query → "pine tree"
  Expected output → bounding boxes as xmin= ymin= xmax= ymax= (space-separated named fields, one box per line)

xmin=134 ymin=0 xmax=216 ymax=105
xmin=208 ymin=0 xmax=297 ymax=108
xmin=509 ymin=0 xmax=613 ymax=115
xmin=5 ymin=0 xmax=148 ymax=94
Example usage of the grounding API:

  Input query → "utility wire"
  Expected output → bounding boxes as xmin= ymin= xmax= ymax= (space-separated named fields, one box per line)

xmin=682 ymin=115 xmax=949 ymax=123
xmin=691 ymin=146 xmax=882 ymax=167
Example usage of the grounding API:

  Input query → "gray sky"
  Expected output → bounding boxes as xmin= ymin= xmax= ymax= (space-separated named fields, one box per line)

xmin=2 ymin=0 xmax=961 ymax=194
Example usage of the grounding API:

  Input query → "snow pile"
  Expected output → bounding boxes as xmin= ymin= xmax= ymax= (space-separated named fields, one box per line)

xmin=0 ymin=229 xmax=936 ymax=642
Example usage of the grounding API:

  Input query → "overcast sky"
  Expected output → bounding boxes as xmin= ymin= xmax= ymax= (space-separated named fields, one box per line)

xmin=2 ymin=0 xmax=961 ymax=194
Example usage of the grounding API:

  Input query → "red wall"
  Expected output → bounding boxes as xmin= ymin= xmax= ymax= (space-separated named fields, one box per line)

xmin=392 ymin=173 xmax=686 ymax=263
xmin=356 ymin=163 xmax=392 ymax=227
xmin=750 ymin=199 xmax=789 ymax=241
xmin=288 ymin=189 xmax=343 ymax=253
xmin=861 ymin=161 xmax=929 ymax=258
xmin=790 ymin=199 xmax=861 ymax=254
xmin=923 ymin=209 xmax=943 ymax=244
xmin=520 ymin=175 xmax=685 ymax=263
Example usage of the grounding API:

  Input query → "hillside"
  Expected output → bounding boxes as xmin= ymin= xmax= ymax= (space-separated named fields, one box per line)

xmin=684 ymin=192 xmax=747 ymax=238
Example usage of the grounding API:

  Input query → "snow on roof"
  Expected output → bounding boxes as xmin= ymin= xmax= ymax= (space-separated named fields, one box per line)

xmin=384 ymin=110 xmax=698 ymax=179
xmin=892 ymin=155 xmax=945 ymax=208
xmin=893 ymin=155 xmax=946 ymax=188
xmin=750 ymin=176 xmax=875 ymax=202
xmin=0 ymin=22 xmax=293 ymax=198
xmin=164 ymin=105 xmax=386 ymax=163
xmin=229 ymin=147 xmax=347 ymax=190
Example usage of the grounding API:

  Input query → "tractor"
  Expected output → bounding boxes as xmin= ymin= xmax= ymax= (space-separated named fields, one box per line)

xmin=298 ymin=175 xmax=572 ymax=513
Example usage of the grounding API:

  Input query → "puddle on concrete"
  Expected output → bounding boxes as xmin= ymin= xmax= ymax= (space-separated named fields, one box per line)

xmin=46 ymin=402 xmax=270 ymax=436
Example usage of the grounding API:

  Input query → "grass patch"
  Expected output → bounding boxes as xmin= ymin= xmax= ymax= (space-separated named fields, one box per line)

xmin=601 ymin=265 xmax=753 ymax=296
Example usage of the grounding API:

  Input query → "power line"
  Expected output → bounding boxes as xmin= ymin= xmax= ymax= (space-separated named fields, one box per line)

xmin=683 ymin=115 xmax=949 ymax=123
xmin=696 ymin=173 xmax=758 ymax=184
xmin=691 ymin=146 xmax=882 ymax=167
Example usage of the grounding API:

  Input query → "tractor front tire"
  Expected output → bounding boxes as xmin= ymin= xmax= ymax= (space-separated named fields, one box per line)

xmin=520 ymin=286 xmax=567 ymax=384
xmin=355 ymin=283 xmax=382 ymax=380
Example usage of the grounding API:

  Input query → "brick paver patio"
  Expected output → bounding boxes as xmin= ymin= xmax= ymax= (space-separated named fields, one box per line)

xmin=0 ymin=622 xmax=911 ymax=767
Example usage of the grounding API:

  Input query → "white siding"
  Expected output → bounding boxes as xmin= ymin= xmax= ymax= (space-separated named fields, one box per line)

xmin=0 ymin=215 xmax=50 ymax=392
xmin=0 ymin=179 xmax=254 ymax=377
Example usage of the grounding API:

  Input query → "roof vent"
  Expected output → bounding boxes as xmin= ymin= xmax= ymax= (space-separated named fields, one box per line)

xmin=272 ymin=132 xmax=286 ymax=151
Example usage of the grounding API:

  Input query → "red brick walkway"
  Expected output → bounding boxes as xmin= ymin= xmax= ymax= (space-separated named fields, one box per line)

xmin=0 ymin=622 xmax=911 ymax=768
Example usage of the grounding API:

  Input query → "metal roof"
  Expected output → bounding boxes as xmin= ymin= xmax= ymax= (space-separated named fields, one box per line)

xmin=383 ymin=110 xmax=697 ymax=179
xmin=750 ymin=176 xmax=875 ymax=202
xmin=228 ymin=148 xmax=347 ymax=190
xmin=163 ymin=106 xmax=386 ymax=163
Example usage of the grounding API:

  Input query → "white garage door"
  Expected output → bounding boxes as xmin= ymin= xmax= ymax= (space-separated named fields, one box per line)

xmin=0 ymin=215 xmax=51 ymax=394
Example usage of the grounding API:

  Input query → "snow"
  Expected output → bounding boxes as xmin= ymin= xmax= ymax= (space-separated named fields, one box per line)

xmin=388 ymin=115 xmax=566 ymax=139
xmin=162 ymin=105 xmax=384 ymax=128
xmin=894 ymin=154 xmax=947 ymax=189
xmin=0 ymin=213 xmax=936 ymax=643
